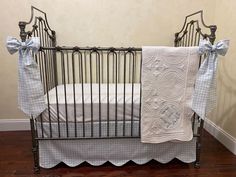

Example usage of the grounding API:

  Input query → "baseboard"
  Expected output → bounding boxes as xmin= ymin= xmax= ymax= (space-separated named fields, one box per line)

xmin=0 ymin=119 xmax=30 ymax=131
xmin=204 ymin=118 xmax=236 ymax=155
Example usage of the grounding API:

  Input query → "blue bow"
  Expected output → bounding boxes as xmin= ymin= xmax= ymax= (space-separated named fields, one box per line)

xmin=6 ymin=36 xmax=40 ymax=65
xmin=6 ymin=36 xmax=46 ymax=118
xmin=192 ymin=39 xmax=229 ymax=119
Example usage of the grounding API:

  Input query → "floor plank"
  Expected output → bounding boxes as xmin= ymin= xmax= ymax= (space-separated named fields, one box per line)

xmin=0 ymin=130 xmax=236 ymax=177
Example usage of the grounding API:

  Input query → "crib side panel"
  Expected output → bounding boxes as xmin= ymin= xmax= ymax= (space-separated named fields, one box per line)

xmin=36 ymin=47 xmax=142 ymax=139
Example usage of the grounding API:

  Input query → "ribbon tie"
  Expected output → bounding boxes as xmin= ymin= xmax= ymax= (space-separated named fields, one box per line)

xmin=192 ymin=39 xmax=229 ymax=119
xmin=6 ymin=36 xmax=46 ymax=118
xmin=6 ymin=36 xmax=40 ymax=65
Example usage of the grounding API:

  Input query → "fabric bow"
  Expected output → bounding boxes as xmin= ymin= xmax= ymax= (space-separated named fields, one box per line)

xmin=6 ymin=36 xmax=46 ymax=118
xmin=192 ymin=39 xmax=229 ymax=119
xmin=6 ymin=36 xmax=40 ymax=65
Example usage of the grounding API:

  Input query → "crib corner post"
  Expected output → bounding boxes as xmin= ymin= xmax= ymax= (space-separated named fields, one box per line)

xmin=194 ymin=118 xmax=204 ymax=168
xmin=51 ymin=30 xmax=57 ymax=46
xmin=30 ymin=117 xmax=40 ymax=174
xmin=174 ymin=33 xmax=179 ymax=47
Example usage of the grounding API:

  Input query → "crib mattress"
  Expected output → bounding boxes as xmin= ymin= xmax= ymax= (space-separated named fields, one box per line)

xmin=40 ymin=83 xmax=141 ymax=122
xmin=36 ymin=120 xmax=140 ymax=138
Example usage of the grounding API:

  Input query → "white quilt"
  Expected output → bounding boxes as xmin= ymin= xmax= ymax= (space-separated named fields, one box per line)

xmin=141 ymin=46 xmax=199 ymax=143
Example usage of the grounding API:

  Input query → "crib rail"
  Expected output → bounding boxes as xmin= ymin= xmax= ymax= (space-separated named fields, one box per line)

xmin=40 ymin=46 xmax=142 ymax=84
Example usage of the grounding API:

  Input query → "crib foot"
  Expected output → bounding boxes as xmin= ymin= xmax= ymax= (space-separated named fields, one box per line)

xmin=194 ymin=161 xmax=200 ymax=168
xmin=32 ymin=146 xmax=40 ymax=174
xmin=34 ymin=166 xmax=40 ymax=174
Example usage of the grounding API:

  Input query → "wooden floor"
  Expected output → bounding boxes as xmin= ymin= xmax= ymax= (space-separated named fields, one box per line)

xmin=0 ymin=130 xmax=236 ymax=177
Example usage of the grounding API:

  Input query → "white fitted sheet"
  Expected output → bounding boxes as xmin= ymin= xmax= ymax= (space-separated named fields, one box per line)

xmin=40 ymin=83 xmax=141 ymax=122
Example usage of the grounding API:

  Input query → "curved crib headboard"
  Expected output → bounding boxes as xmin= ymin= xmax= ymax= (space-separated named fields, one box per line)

xmin=174 ymin=10 xmax=217 ymax=46
xmin=18 ymin=6 xmax=56 ymax=47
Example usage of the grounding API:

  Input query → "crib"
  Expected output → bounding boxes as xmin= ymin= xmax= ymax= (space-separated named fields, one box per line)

xmin=18 ymin=6 xmax=217 ymax=173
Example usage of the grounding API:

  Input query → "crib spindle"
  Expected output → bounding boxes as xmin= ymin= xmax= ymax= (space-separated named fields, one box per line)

xmin=80 ymin=51 xmax=86 ymax=137
xmin=131 ymin=51 xmax=135 ymax=136
xmin=107 ymin=51 xmax=110 ymax=137
xmin=97 ymin=51 xmax=102 ymax=138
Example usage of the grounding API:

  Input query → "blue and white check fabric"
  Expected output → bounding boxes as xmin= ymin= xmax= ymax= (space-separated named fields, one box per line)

xmin=6 ymin=36 xmax=46 ymax=118
xmin=192 ymin=39 xmax=229 ymax=119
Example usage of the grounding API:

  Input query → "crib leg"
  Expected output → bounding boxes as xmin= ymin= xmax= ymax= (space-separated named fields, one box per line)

xmin=194 ymin=142 xmax=201 ymax=168
xmin=194 ymin=118 xmax=204 ymax=168
xmin=30 ymin=118 xmax=40 ymax=173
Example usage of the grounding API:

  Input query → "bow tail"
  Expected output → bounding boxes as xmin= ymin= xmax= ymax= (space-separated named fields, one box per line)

xmin=192 ymin=56 xmax=217 ymax=119
xmin=6 ymin=36 xmax=45 ymax=118
xmin=205 ymin=58 xmax=218 ymax=113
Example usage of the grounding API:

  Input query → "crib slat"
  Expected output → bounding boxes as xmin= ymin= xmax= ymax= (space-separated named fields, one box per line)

xmin=50 ymin=40 xmax=55 ymax=89
xmin=72 ymin=51 xmax=77 ymax=137
xmin=98 ymin=52 xmax=101 ymax=137
xmin=190 ymin=22 xmax=195 ymax=46
xmin=81 ymin=51 xmax=85 ymax=137
xmin=101 ymin=51 xmax=104 ymax=83
xmin=118 ymin=51 xmax=121 ymax=83
xmin=129 ymin=53 xmax=131 ymax=83
xmin=131 ymin=52 xmax=135 ymax=136
xmin=42 ymin=51 xmax=52 ymax=138
xmin=139 ymin=54 xmax=142 ymax=136
xmin=123 ymin=51 xmax=127 ymax=136
xmin=45 ymin=27 xmax=53 ymax=90
xmin=194 ymin=30 xmax=198 ymax=46
xmin=53 ymin=52 xmax=60 ymax=138
xmin=115 ymin=51 xmax=118 ymax=137
xmin=84 ymin=50 xmax=87 ymax=83
xmin=107 ymin=52 xmax=110 ymax=137
xmin=61 ymin=51 xmax=69 ymax=137
xmin=182 ymin=35 xmax=185 ymax=46
xmin=188 ymin=22 xmax=192 ymax=46
xmin=89 ymin=51 xmax=94 ymax=137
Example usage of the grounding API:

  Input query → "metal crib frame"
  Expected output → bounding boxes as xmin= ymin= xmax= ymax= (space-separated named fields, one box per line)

xmin=18 ymin=6 xmax=216 ymax=173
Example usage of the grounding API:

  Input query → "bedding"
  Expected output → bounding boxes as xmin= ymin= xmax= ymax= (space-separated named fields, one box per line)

xmin=141 ymin=46 xmax=199 ymax=143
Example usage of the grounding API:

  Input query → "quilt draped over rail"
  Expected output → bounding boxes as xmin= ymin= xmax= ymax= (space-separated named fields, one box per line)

xmin=141 ymin=46 xmax=200 ymax=143
xmin=6 ymin=36 xmax=46 ymax=118
xmin=192 ymin=40 xmax=229 ymax=119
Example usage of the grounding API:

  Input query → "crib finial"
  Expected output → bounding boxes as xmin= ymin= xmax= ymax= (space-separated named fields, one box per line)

xmin=19 ymin=21 xmax=27 ymax=42
xmin=209 ymin=25 xmax=217 ymax=44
